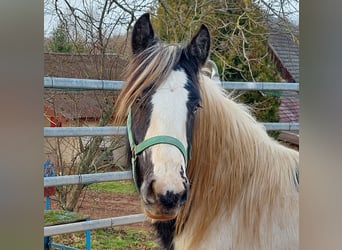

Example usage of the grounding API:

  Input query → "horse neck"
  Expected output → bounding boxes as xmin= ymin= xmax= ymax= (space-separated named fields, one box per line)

xmin=175 ymin=75 xmax=298 ymax=243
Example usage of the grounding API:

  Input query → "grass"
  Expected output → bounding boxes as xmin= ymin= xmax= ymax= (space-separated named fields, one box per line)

xmin=44 ymin=210 xmax=89 ymax=226
xmin=88 ymin=180 xmax=136 ymax=194
xmin=48 ymin=181 xmax=158 ymax=249
xmin=51 ymin=227 xmax=159 ymax=250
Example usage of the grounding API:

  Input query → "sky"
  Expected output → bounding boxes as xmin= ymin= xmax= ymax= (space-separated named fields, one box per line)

xmin=44 ymin=0 xmax=299 ymax=38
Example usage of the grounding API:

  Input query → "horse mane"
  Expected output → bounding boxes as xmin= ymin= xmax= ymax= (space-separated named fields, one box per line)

xmin=175 ymin=74 xmax=299 ymax=247
xmin=114 ymin=43 xmax=181 ymax=125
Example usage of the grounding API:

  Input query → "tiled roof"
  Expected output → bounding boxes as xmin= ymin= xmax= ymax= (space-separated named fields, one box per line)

xmin=279 ymin=91 xmax=299 ymax=123
xmin=267 ymin=19 xmax=299 ymax=82
xmin=44 ymin=53 xmax=127 ymax=80
xmin=266 ymin=18 xmax=299 ymax=126
xmin=44 ymin=90 xmax=117 ymax=121
xmin=44 ymin=53 xmax=125 ymax=121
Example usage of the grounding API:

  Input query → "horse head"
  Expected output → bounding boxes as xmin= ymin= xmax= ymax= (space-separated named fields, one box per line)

xmin=122 ymin=13 xmax=210 ymax=221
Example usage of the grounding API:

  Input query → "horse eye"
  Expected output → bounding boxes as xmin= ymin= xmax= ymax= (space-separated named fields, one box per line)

xmin=135 ymin=96 xmax=141 ymax=103
xmin=193 ymin=104 xmax=202 ymax=113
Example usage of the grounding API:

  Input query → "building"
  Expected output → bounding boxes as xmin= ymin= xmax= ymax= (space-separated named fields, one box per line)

xmin=267 ymin=18 xmax=299 ymax=146
xmin=44 ymin=53 xmax=128 ymax=171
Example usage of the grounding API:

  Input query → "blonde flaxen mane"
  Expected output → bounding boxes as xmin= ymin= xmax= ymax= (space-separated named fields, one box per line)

xmin=175 ymin=74 xmax=299 ymax=249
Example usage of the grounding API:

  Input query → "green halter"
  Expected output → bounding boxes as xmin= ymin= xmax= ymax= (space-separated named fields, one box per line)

xmin=126 ymin=108 xmax=190 ymax=192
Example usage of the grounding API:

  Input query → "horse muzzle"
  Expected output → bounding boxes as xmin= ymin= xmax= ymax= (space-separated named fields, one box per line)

xmin=140 ymin=177 xmax=189 ymax=221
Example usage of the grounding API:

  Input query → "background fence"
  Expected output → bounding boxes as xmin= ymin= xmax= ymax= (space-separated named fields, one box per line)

xmin=43 ymin=77 xmax=299 ymax=237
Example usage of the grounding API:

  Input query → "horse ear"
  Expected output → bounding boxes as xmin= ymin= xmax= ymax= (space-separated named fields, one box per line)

xmin=132 ymin=13 xmax=156 ymax=55
xmin=186 ymin=24 xmax=210 ymax=67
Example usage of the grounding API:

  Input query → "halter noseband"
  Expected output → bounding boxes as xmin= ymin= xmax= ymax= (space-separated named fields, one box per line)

xmin=127 ymin=108 xmax=190 ymax=192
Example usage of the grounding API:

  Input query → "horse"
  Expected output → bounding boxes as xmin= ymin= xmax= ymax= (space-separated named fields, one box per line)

xmin=114 ymin=13 xmax=299 ymax=250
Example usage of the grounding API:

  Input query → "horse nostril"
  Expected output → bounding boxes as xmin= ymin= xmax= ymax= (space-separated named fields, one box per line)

xmin=145 ymin=180 xmax=157 ymax=204
xmin=159 ymin=191 xmax=178 ymax=209
xmin=159 ymin=190 xmax=188 ymax=209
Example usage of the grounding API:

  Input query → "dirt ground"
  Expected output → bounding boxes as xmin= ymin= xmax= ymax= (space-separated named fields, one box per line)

xmin=47 ymin=189 xmax=160 ymax=249
xmin=48 ymin=189 xmax=154 ymax=232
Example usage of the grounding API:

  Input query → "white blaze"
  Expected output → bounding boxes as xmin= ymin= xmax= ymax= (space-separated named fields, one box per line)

xmin=144 ymin=69 xmax=189 ymax=194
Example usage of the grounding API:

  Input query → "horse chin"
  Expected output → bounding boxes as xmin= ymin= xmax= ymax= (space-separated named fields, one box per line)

xmin=143 ymin=208 xmax=178 ymax=222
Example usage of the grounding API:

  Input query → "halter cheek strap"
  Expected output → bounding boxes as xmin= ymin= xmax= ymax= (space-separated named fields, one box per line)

xmin=126 ymin=108 xmax=190 ymax=192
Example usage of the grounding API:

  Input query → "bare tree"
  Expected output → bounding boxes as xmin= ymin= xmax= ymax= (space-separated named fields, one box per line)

xmin=46 ymin=0 xmax=154 ymax=78
xmin=44 ymin=0 xmax=154 ymax=211
xmin=44 ymin=89 xmax=128 ymax=211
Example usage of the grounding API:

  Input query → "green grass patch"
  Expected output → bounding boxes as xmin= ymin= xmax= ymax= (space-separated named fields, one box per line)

xmin=44 ymin=210 xmax=89 ymax=226
xmin=51 ymin=227 xmax=158 ymax=249
xmin=88 ymin=180 xmax=136 ymax=194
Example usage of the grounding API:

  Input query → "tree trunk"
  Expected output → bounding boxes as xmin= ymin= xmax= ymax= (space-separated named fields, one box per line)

xmin=62 ymin=104 xmax=114 ymax=211
xmin=65 ymin=184 xmax=85 ymax=211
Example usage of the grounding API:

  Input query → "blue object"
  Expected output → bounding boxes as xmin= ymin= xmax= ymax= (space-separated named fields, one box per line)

xmin=45 ymin=196 xmax=50 ymax=210
xmin=86 ymin=218 xmax=91 ymax=250
xmin=44 ymin=160 xmax=55 ymax=177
